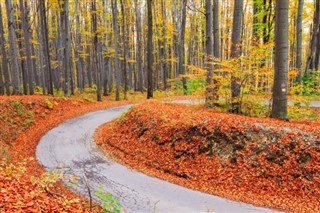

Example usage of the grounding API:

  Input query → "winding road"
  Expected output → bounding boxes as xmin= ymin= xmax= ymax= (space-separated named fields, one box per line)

xmin=36 ymin=105 xmax=280 ymax=213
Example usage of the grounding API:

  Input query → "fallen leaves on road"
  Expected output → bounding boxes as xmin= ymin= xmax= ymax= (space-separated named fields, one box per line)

xmin=96 ymin=102 xmax=320 ymax=213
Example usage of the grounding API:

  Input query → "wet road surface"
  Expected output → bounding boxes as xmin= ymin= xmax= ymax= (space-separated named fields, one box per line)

xmin=36 ymin=105 xmax=280 ymax=213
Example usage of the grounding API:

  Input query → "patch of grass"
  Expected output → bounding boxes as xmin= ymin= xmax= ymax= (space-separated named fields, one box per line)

xmin=94 ymin=187 xmax=124 ymax=213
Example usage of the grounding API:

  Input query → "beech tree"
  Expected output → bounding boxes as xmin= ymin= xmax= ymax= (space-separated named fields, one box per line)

xmin=230 ymin=0 xmax=243 ymax=113
xmin=147 ymin=0 xmax=153 ymax=99
xmin=271 ymin=0 xmax=289 ymax=120
xmin=19 ymin=0 xmax=34 ymax=95
xmin=5 ymin=0 xmax=20 ymax=95
xmin=296 ymin=0 xmax=304 ymax=83
xmin=205 ymin=0 xmax=214 ymax=107
xmin=0 ymin=2 xmax=9 ymax=95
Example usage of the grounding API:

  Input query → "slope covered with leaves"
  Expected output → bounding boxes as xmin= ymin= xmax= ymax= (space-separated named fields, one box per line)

xmin=0 ymin=95 xmax=136 ymax=212
xmin=96 ymin=102 xmax=320 ymax=213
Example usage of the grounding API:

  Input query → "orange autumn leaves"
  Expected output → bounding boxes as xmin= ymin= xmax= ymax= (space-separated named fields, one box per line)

xmin=0 ymin=161 xmax=90 ymax=212
xmin=96 ymin=102 xmax=320 ymax=213
xmin=0 ymin=95 xmax=135 ymax=213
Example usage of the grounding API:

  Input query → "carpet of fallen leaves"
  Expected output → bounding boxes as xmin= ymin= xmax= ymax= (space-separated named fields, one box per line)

xmin=0 ymin=95 xmax=137 ymax=212
xmin=96 ymin=102 xmax=320 ymax=213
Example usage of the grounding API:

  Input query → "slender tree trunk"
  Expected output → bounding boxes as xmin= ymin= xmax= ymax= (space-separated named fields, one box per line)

xmin=205 ymin=0 xmax=215 ymax=107
xmin=91 ymin=0 xmax=102 ymax=101
xmin=112 ymin=0 xmax=121 ymax=101
xmin=213 ymin=0 xmax=221 ymax=59
xmin=305 ymin=0 xmax=320 ymax=74
xmin=20 ymin=0 xmax=34 ymax=95
xmin=271 ymin=0 xmax=289 ymax=120
xmin=75 ymin=0 xmax=84 ymax=92
xmin=134 ymin=0 xmax=144 ymax=92
xmin=179 ymin=0 xmax=187 ymax=93
xmin=39 ymin=0 xmax=53 ymax=95
xmin=120 ymin=0 xmax=128 ymax=100
xmin=161 ymin=0 xmax=168 ymax=90
xmin=230 ymin=0 xmax=243 ymax=114
xmin=253 ymin=0 xmax=260 ymax=40
xmin=5 ymin=0 xmax=20 ymax=95
xmin=61 ymin=0 xmax=72 ymax=96
xmin=147 ymin=0 xmax=153 ymax=99
xmin=296 ymin=0 xmax=304 ymax=83
xmin=0 ymin=2 xmax=10 ymax=95
xmin=17 ymin=20 xmax=28 ymax=95
xmin=0 ymin=64 xmax=3 ymax=95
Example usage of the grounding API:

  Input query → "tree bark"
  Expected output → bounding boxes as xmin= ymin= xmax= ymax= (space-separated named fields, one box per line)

xmin=39 ymin=0 xmax=53 ymax=95
xmin=213 ymin=0 xmax=220 ymax=59
xmin=205 ymin=0 xmax=215 ymax=107
xmin=120 ymin=0 xmax=128 ymax=99
xmin=179 ymin=0 xmax=187 ymax=93
xmin=5 ymin=0 xmax=21 ymax=95
xmin=230 ymin=0 xmax=243 ymax=114
xmin=112 ymin=0 xmax=121 ymax=101
xmin=0 ymin=2 xmax=10 ymax=95
xmin=161 ymin=0 xmax=168 ymax=90
xmin=147 ymin=0 xmax=153 ymax=99
xmin=271 ymin=0 xmax=289 ymax=120
xmin=60 ymin=0 xmax=72 ymax=96
xmin=306 ymin=0 xmax=320 ymax=73
xmin=296 ymin=0 xmax=304 ymax=83
xmin=20 ymin=0 xmax=35 ymax=95
xmin=91 ymin=0 xmax=102 ymax=101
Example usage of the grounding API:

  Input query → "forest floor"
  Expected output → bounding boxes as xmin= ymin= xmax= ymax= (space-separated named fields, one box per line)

xmin=0 ymin=94 xmax=319 ymax=212
xmin=96 ymin=102 xmax=320 ymax=213
xmin=0 ymin=95 xmax=140 ymax=212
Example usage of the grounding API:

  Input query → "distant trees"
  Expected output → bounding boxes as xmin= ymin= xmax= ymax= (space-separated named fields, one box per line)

xmin=0 ymin=0 xmax=315 ymax=113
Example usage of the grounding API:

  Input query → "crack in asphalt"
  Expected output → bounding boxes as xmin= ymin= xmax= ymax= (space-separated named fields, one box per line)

xmin=36 ymin=105 xmax=280 ymax=213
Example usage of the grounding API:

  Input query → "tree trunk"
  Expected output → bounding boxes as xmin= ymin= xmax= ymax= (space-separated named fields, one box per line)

xmin=271 ymin=0 xmax=289 ymax=120
xmin=147 ymin=0 xmax=153 ymax=99
xmin=120 ymin=0 xmax=128 ymax=100
xmin=230 ymin=0 xmax=243 ymax=114
xmin=5 ymin=0 xmax=20 ymax=95
xmin=0 ymin=2 xmax=10 ymax=95
xmin=112 ymin=0 xmax=121 ymax=101
xmin=39 ymin=0 xmax=53 ymax=95
xmin=134 ymin=0 xmax=144 ymax=92
xmin=205 ymin=0 xmax=215 ymax=107
xmin=213 ymin=0 xmax=221 ymax=59
xmin=20 ymin=0 xmax=35 ymax=95
xmin=179 ymin=0 xmax=187 ymax=93
xmin=75 ymin=0 xmax=84 ymax=92
xmin=252 ymin=0 xmax=260 ymax=40
xmin=61 ymin=0 xmax=72 ymax=96
xmin=91 ymin=0 xmax=102 ymax=101
xmin=161 ymin=0 xmax=168 ymax=90
xmin=306 ymin=0 xmax=320 ymax=73
xmin=17 ymin=20 xmax=28 ymax=95
xmin=296 ymin=0 xmax=304 ymax=83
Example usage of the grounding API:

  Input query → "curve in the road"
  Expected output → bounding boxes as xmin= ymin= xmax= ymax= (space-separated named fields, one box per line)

xmin=36 ymin=105 xmax=279 ymax=213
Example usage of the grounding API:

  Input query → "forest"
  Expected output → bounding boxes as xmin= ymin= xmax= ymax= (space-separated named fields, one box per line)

xmin=0 ymin=0 xmax=319 ymax=118
xmin=0 ymin=0 xmax=320 ymax=212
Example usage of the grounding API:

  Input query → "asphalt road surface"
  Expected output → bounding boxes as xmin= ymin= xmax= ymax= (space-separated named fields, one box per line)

xmin=36 ymin=105 xmax=280 ymax=213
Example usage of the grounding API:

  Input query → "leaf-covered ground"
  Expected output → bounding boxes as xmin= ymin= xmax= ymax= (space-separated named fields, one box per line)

xmin=96 ymin=102 xmax=320 ymax=213
xmin=0 ymin=95 xmax=137 ymax=212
